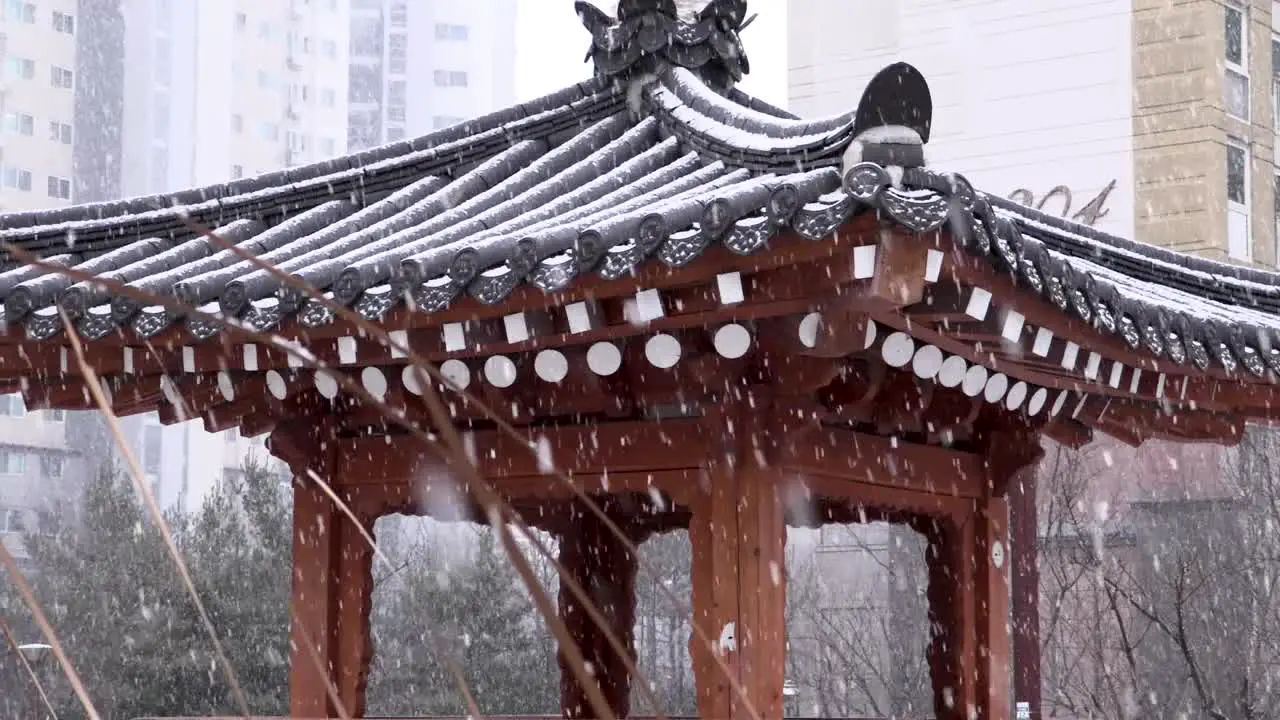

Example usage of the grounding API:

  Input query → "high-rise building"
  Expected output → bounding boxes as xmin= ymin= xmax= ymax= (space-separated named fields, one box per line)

xmin=106 ymin=0 xmax=352 ymax=197
xmin=788 ymin=0 xmax=1280 ymax=266
xmin=73 ymin=0 xmax=351 ymax=204
xmin=2 ymin=0 xmax=323 ymax=551
xmin=0 ymin=0 xmax=79 ymax=213
xmin=348 ymin=0 xmax=516 ymax=150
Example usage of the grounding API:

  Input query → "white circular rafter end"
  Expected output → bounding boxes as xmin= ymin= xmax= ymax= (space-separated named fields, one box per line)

xmin=1050 ymin=390 xmax=1070 ymax=417
xmin=1004 ymin=380 xmax=1028 ymax=411
xmin=646 ymin=334 xmax=682 ymax=369
xmin=534 ymin=349 xmax=569 ymax=383
xmin=217 ymin=371 xmax=235 ymax=403
xmin=714 ymin=323 xmax=752 ymax=359
xmin=797 ymin=312 xmax=821 ymax=349
xmin=266 ymin=370 xmax=288 ymax=400
xmin=484 ymin=355 xmax=518 ymax=388
xmin=911 ymin=344 xmax=944 ymax=380
xmin=361 ymin=367 xmax=388 ymax=400
xmin=938 ymin=355 xmax=968 ymax=388
xmin=314 ymin=371 xmax=338 ymax=400
xmin=1027 ymin=387 xmax=1048 ymax=416
xmin=587 ymin=342 xmax=622 ymax=376
xmin=961 ymin=364 xmax=988 ymax=398
xmin=881 ymin=332 xmax=915 ymax=368
xmin=438 ymin=359 xmax=471 ymax=391
xmin=983 ymin=373 xmax=1010 ymax=404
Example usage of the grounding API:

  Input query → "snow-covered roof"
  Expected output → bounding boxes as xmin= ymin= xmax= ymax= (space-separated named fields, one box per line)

xmin=1 ymin=0 xmax=1278 ymax=381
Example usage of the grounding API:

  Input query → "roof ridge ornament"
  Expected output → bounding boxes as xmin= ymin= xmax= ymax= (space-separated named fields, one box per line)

xmin=842 ymin=62 xmax=933 ymax=175
xmin=577 ymin=0 xmax=751 ymax=89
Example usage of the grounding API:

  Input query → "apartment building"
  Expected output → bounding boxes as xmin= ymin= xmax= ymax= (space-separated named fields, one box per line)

xmin=0 ymin=395 xmax=83 ymax=567
xmin=0 ymin=0 xmax=78 ymax=212
xmin=101 ymin=0 xmax=352 ymax=197
xmin=348 ymin=0 xmax=516 ymax=150
xmin=790 ymin=0 xmax=1280 ymax=266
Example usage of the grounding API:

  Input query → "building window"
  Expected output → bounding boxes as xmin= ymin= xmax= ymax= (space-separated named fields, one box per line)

xmin=0 ymin=450 xmax=26 ymax=476
xmin=48 ymin=121 xmax=72 ymax=144
xmin=235 ymin=11 xmax=246 ymax=30
xmin=320 ymin=137 xmax=336 ymax=156
xmin=5 ymin=1 xmax=34 ymax=23
xmin=0 ymin=508 xmax=25 ymax=533
xmin=388 ymin=33 xmax=407 ymax=74
xmin=0 ymin=394 xmax=25 ymax=417
xmin=5 ymin=57 xmax=35 ymax=80
xmin=389 ymin=1 xmax=407 ymax=27
xmin=259 ymin=122 xmax=279 ymax=141
xmin=231 ymin=114 xmax=243 ymax=133
xmin=47 ymin=176 xmax=71 ymax=200
xmin=386 ymin=127 xmax=406 ymax=142
xmin=231 ymin=164 xmax=244 ymax=179
xmin=1 ymin=167 xmax=32 ymax=192
xmin=1228 ymin=138 xmax=1251 ymax=261
xmin=46 ymin=409 xmax=64 ymax=423
xmin=51 ymin=66 xmax=74 ymax=89
xmin=3 ymin=111 xmax=33 ymax=136
xmin=52 ymin=10 xmax=74 ymax=34
xmin=434 ymin=23 xmax=468 ymax=41
xmin=433 ymin=115 xmax=463 ymax=129
xmin=1226 ymin=2 xmax=1249 ymax=120
xmin=41 ymin=455 xmax=63 ymax=479
xmin=433 ymin=70 xmax=468 ymax=87
xmin=1273 ymin=36 xmax=1280 ymax=131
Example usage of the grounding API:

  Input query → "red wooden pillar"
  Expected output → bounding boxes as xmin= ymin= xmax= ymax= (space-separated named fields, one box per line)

xmin=922 ymin=517 xmax=976 ymax=720
xmin=923 ymin=491 xmax=1015 ymax=720
xmin=974 ymin=494 xmax=1012 ymax=720
xmin=289 ymin=478 xmax=376 ymax=718
xmin=1008 ymin=464 xmax=1041 ymax=720
xmin=689 ymin=459 xmax=787 ymax=720
xmin=557 ymin=506 xmax=639 ymax=719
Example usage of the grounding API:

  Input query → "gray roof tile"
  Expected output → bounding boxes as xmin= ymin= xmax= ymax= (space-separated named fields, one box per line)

xmin=0 ymin=54 xmax=1275 ymax=378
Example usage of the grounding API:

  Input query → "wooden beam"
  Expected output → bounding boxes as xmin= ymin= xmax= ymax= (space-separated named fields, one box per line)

xmin=778 ymin=424 xmax=986 ymax=501
xmin=332 ymin=419 xmax=710 ymax=492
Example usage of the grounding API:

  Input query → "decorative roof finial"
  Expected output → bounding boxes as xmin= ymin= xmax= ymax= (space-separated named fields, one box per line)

xmin=842 ymin=63 xmax=933 ymax=172
xmin=577 ymin=0 xmax=751 ymax=89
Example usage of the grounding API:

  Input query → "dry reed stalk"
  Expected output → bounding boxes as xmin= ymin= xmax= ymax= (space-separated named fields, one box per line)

xmin=0 ymin=604 xmax=60 ymax=719
xmin=0 ymin=541 xmax=100 ymax=720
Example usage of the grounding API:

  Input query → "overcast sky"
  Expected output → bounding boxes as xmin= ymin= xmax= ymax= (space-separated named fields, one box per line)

xmin=514 ymin=0 xmax=788 ymax=108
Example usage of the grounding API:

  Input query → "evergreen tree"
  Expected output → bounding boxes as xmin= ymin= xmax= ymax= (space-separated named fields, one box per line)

xmin=20 ymin=457 xmax=293 ymax=719
xmin=366 ymin=524 xmax=559 ymax=716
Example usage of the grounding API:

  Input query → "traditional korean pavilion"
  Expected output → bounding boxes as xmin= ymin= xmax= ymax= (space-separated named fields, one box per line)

xmin=1 ymin=1 xmax=1276 ymax=719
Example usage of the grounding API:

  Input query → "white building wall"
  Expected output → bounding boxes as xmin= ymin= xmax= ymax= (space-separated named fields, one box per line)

xmin=0 ymin=0 xmax=78 ymax=212
xmin=789 ymin=0 xmax=1135 ymax=239
xmin=349 ymin=0 xmax=516 ymax=150
xmin=119 ymin=0 xmax=350 ymax=197
xmin=403 ymin=1 xmax=516 ymax=132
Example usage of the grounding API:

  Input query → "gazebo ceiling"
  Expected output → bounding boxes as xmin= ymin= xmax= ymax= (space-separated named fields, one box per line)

xmin=0 ymin=0 xmax=1277 ymax=446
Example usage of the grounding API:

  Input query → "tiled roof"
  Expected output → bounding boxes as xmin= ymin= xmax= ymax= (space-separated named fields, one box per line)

xmin=1 ymin=2 xmax=1278 ymax=382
